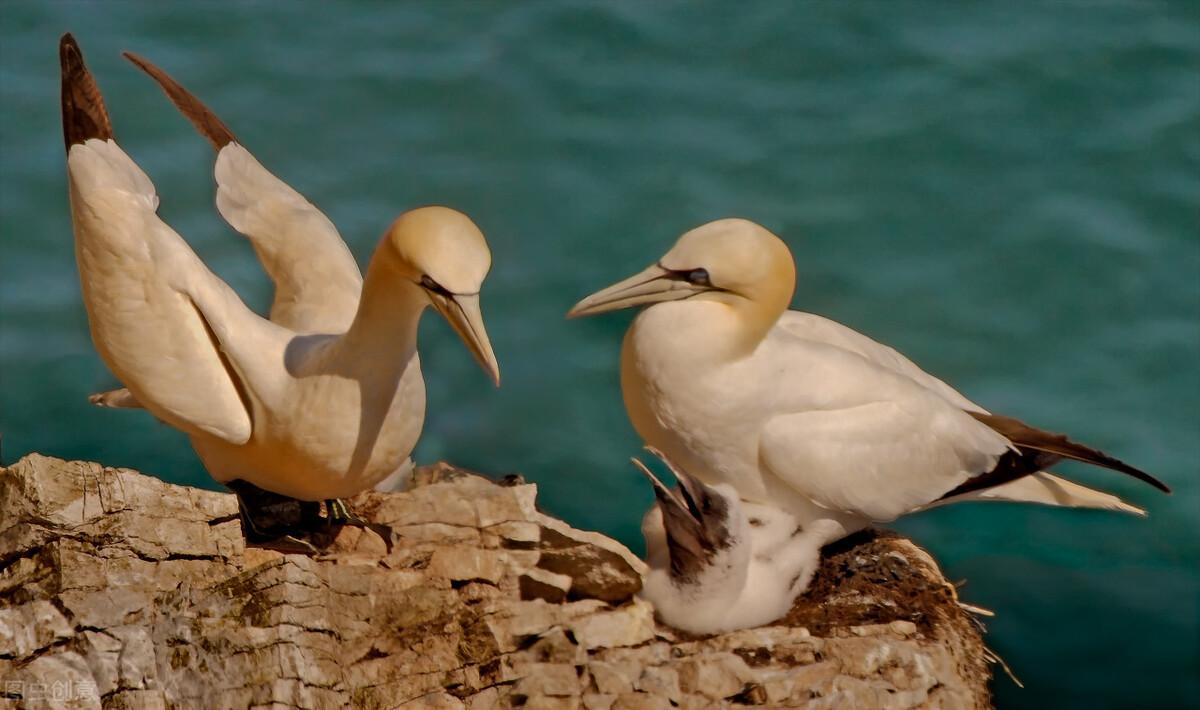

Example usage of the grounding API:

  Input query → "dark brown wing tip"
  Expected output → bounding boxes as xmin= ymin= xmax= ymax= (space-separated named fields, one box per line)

xmin=121 ymin=50 xmax=237 ymax=150
xmin=60 ymin=33 xmax=113 ymax=150
xmin=1115 ymin=459 xmax=1171 ymax=494
xmin=1142 ymin=470 xmax=1171 ymax=494
xmin=969 ymin=411 xmax=1172 ymax=494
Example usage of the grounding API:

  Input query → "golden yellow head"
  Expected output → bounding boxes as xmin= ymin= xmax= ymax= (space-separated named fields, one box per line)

xmin=567 ymin=218 xmax=796 ymax=330
xmin=383 ymin=206 xmax=492 ymax=293
xmin=380 ymin=206 xmax=500 ymax=386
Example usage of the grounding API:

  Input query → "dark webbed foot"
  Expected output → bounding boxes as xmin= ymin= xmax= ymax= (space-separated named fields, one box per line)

xmin=227 ymin=479 xmax=321 ymax=553
xmin=300 ymin=500 xmax=324 ymax=530
xmin=225 ymin=481 xmax=373 ymax=551
xmin=253 ymin=534 xmax=320 ymax=555
xmin=325 ymin=498 xmax=369 ymax=527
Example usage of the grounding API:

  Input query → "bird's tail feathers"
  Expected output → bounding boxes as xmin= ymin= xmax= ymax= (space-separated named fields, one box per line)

xmin=88 ymin=387 xmax=142 ymax=409
xmin=933 ymin=471 xmax=1146 ymax=516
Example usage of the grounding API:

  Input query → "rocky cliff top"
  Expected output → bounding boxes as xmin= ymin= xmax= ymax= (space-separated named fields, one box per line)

xmin=0 ymin=454 xmax=992 ymax=709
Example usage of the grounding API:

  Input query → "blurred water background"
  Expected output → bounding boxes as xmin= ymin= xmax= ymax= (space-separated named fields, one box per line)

xmin=2 ymin=3 xmax=1197 ymax=706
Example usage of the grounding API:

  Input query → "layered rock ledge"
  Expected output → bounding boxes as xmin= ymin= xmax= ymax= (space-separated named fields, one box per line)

xmin=0 ymin=454 xmax=992 ymax=709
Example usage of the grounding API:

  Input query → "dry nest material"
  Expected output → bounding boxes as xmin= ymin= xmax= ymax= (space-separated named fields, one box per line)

xmin=786 ymin=529 xmax=961 ymax=636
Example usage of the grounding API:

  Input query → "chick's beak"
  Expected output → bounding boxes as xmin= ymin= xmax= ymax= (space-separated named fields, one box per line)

xmin=567 ymin=263 xmax=706 ymax=318
xmin=631 ymin=457 xmax=708 ymax=562
xmin=431 ymin=292 xmax=501 ymax=387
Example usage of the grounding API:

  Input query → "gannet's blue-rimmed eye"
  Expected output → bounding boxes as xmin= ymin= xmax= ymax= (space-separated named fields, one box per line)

xmin=686 ymin=268 xmax=712 ymax=287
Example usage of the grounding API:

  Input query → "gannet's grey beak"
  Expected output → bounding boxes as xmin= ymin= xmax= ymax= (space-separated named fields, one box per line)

xmin=430 ymin=292 xmax=501 ymax=387
xmin=644 ymin=446 xmax=724 ymax=527
xmin=632 ymin=457 xmax=687 ymax=517
xmin=567 ymin=263 xmax=708 ymax=318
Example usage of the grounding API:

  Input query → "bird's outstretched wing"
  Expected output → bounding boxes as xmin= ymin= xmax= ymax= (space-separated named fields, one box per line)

xmin=123 ymin=51 xmax=363 ymax=334
xmin=63 ymin=33 xmax=254 ymax=444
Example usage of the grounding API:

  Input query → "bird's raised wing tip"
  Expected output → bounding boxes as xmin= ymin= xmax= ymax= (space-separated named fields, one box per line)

xmin=60 ymin=32 xmax=113 ymax=150
xmin=122 ymin=49 xmax=237 ymax=150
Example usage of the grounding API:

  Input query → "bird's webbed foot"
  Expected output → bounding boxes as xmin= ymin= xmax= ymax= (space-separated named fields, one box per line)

xmin=324 ymin=498 xmax=369 ymax=527
xmin=227 ymin=479 xmax=320 ymax=554
xmin=249 ymin=532 xmax=321 ymax=555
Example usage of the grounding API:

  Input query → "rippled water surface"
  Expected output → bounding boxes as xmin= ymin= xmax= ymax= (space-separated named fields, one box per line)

xmin=2 ymin=3 xmax=1197 ymax=706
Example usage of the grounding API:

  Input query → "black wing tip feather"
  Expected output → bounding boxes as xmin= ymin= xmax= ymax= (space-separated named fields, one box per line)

xmin=121 ymin=50 xmax=237 ymax=150
xmin=1084 ymin=446 xmax=1166 ymax=491
xmin=60 ymin=32 xmax=113 ymax=150
xmin=969 ymin=411 xmax=1171 ymax=495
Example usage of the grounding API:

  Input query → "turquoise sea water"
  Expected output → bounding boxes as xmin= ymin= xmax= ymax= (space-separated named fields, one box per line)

xmin=2 ymin=3 xmax=1197 ymax=706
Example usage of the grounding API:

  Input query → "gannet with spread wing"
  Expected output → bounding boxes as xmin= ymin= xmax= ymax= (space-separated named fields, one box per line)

xmin=88 ymin=51 xmax=364 ymax=408
xmin=570 ymin=218 xmax=1169 ymax=571
xmin=61 ymin=34 xmax=499 ymax=545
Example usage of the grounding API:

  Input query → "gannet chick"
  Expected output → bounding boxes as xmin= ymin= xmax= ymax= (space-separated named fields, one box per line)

xmin=60 ymin=35 xmax=500 ymax=548
xmin=570 ymin=218 xmax=1169 ymax=563
xmin=634 ymin=451 xmax=817 ymax=634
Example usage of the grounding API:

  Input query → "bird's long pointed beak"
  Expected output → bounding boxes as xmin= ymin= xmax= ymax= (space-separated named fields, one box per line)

xmin=434 ymin=293 xmax=501 ymax=387
xmin=645 ymin=446 xmax=703 ymax=513
xmin=567 ymin=263 xmax=703 ymax=318
xmin=631 ymin=457 xmax=688 ymax=516
xmin=631 ymin=455 xmax=722 ymax=566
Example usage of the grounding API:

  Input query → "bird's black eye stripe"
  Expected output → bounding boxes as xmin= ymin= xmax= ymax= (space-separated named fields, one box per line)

xmin=420 ymin=274 xmax=453 ymax=297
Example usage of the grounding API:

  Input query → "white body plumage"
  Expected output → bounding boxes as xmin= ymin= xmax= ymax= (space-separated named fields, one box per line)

xmin=572 ymin=218 xmax=1162 ymax=622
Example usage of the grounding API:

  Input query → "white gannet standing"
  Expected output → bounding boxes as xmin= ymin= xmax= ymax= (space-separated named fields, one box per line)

xmin=570 ymin=218 xmax=1170 ymax=571
xmin=61 ymin=34 xmax=500 ymax=545
xmin=634 ymin=450 xmax=815 ymax=634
